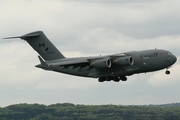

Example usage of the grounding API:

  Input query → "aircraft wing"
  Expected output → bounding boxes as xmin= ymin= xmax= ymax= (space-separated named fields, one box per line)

xmin=49 ymin=59 xmax=89 ymax=66
xmin=54 ymin=54 xmax=126 ymax=66
xmin=37 ymin=53 xmax=129 ymax=69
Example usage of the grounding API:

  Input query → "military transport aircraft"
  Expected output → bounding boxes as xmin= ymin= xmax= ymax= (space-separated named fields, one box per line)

xmin=5 ymin=31 xmax=177 ymax=82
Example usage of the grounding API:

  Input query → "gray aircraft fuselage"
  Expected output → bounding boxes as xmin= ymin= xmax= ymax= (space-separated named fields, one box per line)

xmin=37 ymin=49 xmax=176 ymax=79
xmin=5 ymin=31 xmax=177 ymax=82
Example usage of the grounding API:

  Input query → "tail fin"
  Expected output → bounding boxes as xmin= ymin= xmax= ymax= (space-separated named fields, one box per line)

xmin=5 ymin=31 xmax=65 ymax=61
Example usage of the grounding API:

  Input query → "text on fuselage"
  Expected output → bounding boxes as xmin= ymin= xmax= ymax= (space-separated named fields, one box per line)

xmin=140 ymin=53 xmax=158 ymax=59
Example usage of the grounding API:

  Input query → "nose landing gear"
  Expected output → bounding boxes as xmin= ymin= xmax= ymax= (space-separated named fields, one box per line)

xmin=165 ymin=69 xmax=170 ymax=75
xmin=165 ymin=70 xmax=170 ymax=75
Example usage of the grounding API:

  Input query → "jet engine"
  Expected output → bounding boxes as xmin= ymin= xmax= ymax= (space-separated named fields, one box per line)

xmin=114 ymin=56 xmax=134 ymax=66
xmin=92 ymin=58 xmax=112 ymax=68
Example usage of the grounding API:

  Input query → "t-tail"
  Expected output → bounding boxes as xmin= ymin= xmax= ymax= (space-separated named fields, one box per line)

xmin=4 ymin=31 xmax=65 ymax=61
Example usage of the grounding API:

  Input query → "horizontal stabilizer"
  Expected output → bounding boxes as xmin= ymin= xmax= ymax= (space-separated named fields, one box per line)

xmin=3 ymin=36 xmax=22 ymax=39
xmin=4 ymin=32 xmax=40 ymax=40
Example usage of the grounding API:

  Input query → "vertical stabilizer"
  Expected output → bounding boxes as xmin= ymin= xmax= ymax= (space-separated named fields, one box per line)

xmin=20 ymin=31 xmax=65 ymax=61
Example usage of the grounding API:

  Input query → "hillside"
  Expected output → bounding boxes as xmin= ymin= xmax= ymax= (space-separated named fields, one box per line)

xmin=0 ymin=103 xmax=180 ymax=120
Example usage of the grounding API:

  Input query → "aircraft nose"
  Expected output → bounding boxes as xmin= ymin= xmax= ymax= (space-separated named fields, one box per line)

xmin=171 ymin=54 xmax=177 ymax=64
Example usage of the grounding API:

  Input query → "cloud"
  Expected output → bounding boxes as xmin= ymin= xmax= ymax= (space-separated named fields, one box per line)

xmin=62 ymin=0 xmax=163 ymax=4
xmin=57 ymin=0 xmax=180 ymax=38
xmin=34 ymin=74 xmax=99 ymax=90
xmin=0 ymin=0 xmax=180 ymax=107
xmin=0 ymin=42 xmax=41 ymax=86
xmin=66 ymin=28 xmax=180 ymax=55
xmin=0 ymin=0 xmax=63 ymax=35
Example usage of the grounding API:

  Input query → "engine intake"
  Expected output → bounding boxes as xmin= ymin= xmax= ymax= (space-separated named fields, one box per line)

xmin=114 ymin=56 xmax=134 ymax=66
xmin=92 ymin=58 xmax=112 ymax=68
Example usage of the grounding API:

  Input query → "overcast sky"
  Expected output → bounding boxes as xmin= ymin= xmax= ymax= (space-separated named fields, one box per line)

xmin=0 ymin=0 xmax=180 ymax=107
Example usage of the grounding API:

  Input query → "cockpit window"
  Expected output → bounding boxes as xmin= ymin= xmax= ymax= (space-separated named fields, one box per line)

xmin=168 ymin=52 xmax=172 ymax=55
xmin=162 ymin=52 xmax=172 ymax=56
xmin=162 ymin=52 xmax=168 ymax=56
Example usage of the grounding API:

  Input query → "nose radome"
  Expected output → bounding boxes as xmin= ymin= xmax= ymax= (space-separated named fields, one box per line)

xmin=172 ymin=54 xmax=177 ymax=64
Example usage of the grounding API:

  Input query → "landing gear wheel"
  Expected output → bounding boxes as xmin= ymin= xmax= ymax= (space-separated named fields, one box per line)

xmin=165 ymin=70 xmax=170 ymax=75
xmin=120 ymin=76 xmax=127 ymax=81
xmin=113 ymin=77 xmax=120 ymax=82
xmin=98 ymin=78 xmax=104 ymax=82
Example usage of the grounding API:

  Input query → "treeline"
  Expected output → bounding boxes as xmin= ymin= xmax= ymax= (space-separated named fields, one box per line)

xmin=0 ymin=103 xmax=180 ymax=120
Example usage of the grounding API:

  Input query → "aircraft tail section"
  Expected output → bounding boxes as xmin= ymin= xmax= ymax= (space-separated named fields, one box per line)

xmin=5 ymin=31 xmax=65 ymax=61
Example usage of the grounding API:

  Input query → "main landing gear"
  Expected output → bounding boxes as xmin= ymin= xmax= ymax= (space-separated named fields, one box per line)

xmin=98 ymin=76 xmax=127 ymax=82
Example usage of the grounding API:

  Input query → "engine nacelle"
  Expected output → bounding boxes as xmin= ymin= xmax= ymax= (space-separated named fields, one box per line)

xmin=114 ymin=56 xmax=134 ymax=66
xmin=92 ymin=58 xmax=112 ymax=68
